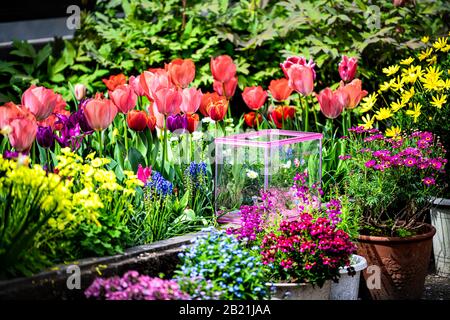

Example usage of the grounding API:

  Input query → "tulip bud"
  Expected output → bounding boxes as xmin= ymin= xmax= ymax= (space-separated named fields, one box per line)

xmin=36 ymin=125 xmax=55 ymax=149
xmin=167 ymin=114 xmax=188 ymax=133
xmin=74 ymin=84 xmax=87 ymax=101
xmin=242 ymin=86 xmax=268 ymax=111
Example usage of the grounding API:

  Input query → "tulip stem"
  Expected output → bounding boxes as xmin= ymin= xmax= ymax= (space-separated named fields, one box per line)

xmin=124 ymin=118 xmax=128 ymax=154
xmin=162 ymin=116 xmax=167 ymax=175
xmin=98 ymin=130 xmax=103 ymax=158
xmin=303 ymin=98 xmax=309 ymax=132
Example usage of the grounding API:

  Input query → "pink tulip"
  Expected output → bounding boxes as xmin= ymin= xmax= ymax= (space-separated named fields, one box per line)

xmin=21 ymin=85 xmax=59 ymax=121
xmin=84 ymin=98 xmax=118 ymax=131
xmin=213 ymin=76 xmax=238 ymax=99
xmin=129 ymin=75 xmax=145 ymax=96
xmin=180 ymin=87 xmax=203 ymax=114
xmin=210 ymin=55 xmax=237 ymax=83
xmin=74 ymin=84 xmax=87 ymax=101
xmin=148 ymin=103 xmax=165 ymax=129
xmin=242 ymin=86 xmax=268 ymax=111
xmin=109 ymin=84 xmax=137 ymax=114
xmin=8 ymin=115 xmax=38 ymax=152
xmin=153 ymin=87 xmax=182 ymax=116
xmin=140 ymin=70 xmax=172 ymax=101
xmin=0 ymin=102 xmax=23 ymax=130
xmin=287 ymin=65 xmax=315 ymax=96
xmin=339 ymin=79 xmax=368 ymax=109
xmin=316 ymin=88 xmax=347 ymax=119
xmin=338 ymin=56 xmax=358 ymax=82
xmin=137 ymin=164 xmax=152 ymax=184
xmin=280 ymin=56 xmax=316 ymax=79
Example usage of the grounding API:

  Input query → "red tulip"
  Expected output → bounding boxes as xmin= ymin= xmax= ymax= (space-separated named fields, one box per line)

xmin=210 ymin=55 xmax=236 ymax=83
xmin=199 ymin=92 xmax=221 ymax=117
xmin=7 ymin=108 xmax=38 ymax=152
xmin=339 ymin=79 xmax=368 ymax=109
xmin=186 ymin=113 xmax=200 ymax=133
xmin=148 ymin=103 xmax=164 ymax=129
xmin=280 ymin=56 xmax=316 ymax=79
xmin=84 ymin=97 xmax=118 ymax=131
xmin=242 ymin=86 xmax=268 ymax=111
xmin=181 ymin=87 xmax=203 ymax=114
xmin=316 ymin=88 xmax=347 ymax=119
xmin=74 ymin=84 xmax=87 ymax=101
xmin=268 ymin=78 xmax=293 ymax=102
xmin=21 ymin=85 xmax=59 ymax=121
xmin=102 ymin=74 xmax=127 ymax=91
xmin=110 ymin=84 xmax=137 ymax=114
xmin=207 ymin=96 xmax=228 ymax=121
xmin=127 ymin=110 xmax=148 ymax=131
xmin=166 ymin=58 xmax=196 ymax=88
xmin=153 ymin=87 xmax=182 ymax=116
xmin=213 ymin=76 xmax=238 ymax=99
xmin=338 ymin=56 xmax=358 ymax=82
xmin=244 ymin=112 xmax=263 ymax=128
xmin=287 ymin=65 xmax=314 ymax=96
xmin=269 ymin=106 xmax=295 ymax=129
xmin=129 ymin=75 xmax=145 ymax=96
xmin=140 ymin=70 xmax=172 ymax=101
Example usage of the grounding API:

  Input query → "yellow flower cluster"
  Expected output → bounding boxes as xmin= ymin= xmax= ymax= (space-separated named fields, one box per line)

xmin=55 ymin=148 xmax=143 ymax=227
xmin=360 ymin=34 xmax=450 ymax=134
xmin=0 ymin=155 xmax=72 ymax=231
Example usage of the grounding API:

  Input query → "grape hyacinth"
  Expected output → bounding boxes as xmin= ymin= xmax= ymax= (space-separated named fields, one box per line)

xmin=185 ymin=161 xmax=208 ymax=191
xmin=146 ymin=170 xmax=173 ymax=197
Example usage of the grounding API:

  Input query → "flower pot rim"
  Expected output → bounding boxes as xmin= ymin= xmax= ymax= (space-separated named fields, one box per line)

xmin=432 ymin=197 xmax=450 ymax=207
xmin=265 ymin=280 xmax=330 ymax=287
xmin=339 ymin=254 xmax=367 ymax=274
xmin=357 ymin=223 xmax=436 ymax=244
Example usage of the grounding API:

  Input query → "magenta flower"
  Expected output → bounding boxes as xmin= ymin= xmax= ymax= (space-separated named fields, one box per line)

xmin=422 ymin=177 xmax=436 ymax=186
xmin=365 ymin=159 xmax=376 ymax=168
xmin=137 ymin=164 xmax=152 ymax=184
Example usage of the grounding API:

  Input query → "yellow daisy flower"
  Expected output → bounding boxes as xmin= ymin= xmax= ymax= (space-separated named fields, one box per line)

xmin=418 ymin=48 xmax=433 ymax=61
xmin=431 ymin=94 xmax=447 ymax=109
xmin=427 ymin=55 xmax=437 ymax=66
xmin=382 ymin=65 xmax=400 ymax=76
xmin=405 ymin=103 xmax=422 ymax=123
xmin=401 ymin=65 xmax=422 ymax=83
xmin=391 ymin=99 xmax=406 ymax=113
xmin=359 ymin=114 xmax=375 ymax=130
xmin=375 ymin=108 xmax=393 ymax=121
xmin=441 ymin=45 xmax=450 ymax=53
xmin=433 ymin=37 xmax=448 ymax=51
xmin=400 ymin=57 xmax=414 ymax=65
xmin=421 ymin=36 xmax=430 ymax=43
xmin=359 ymin=93 xmax=378 ymax=113
xmin=379 ymin=81 xmax=391 ymax=92
xmin=385 ymin=126 xmax=401 ymax=138
xmin=390 ymin=76 xmax=405 ymax=91
xmin=401 ymin=87 xmax=415 ymax=104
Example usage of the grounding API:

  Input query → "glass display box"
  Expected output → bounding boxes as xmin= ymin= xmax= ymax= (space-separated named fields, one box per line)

xmin=214 ymin=129 xmax=323 ymax=216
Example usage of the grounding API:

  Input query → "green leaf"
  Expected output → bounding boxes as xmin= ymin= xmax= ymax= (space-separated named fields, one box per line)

xmin=128 ymin=147 xmax=146 ymax=172
xmin=35 ymin=44 xmax=52 ymax=68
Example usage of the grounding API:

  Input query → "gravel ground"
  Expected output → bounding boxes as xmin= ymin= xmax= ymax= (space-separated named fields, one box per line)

xmin=422 ymin=273 xmax=450 ymax=300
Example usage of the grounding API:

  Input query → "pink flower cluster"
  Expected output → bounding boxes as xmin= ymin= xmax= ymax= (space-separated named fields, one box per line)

xmin=347 ymin=127 xmax=447 ymax=186
xmin=226 ymin=204 xmax=265 ymax=242
xmin=260 ymin=215 xmax=356 ymax=283
xmin=84 ymin=271 xmax=189 ymax=300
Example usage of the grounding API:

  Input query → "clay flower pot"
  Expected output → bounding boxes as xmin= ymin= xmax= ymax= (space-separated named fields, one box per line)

xmin=357 ymin=223 xmax=436 ymax=300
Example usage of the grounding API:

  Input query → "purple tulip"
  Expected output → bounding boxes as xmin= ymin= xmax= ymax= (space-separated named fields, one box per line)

xmin=36 ymin=126 xmax=56 ymax=149
xmin=78 ymin=99 xmax=94 ymax=133
xmin=166 ymin=114 xmax=188 ymax=133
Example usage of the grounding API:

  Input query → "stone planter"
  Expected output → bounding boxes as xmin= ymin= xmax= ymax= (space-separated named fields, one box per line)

xmin=267 ymin=281 xmax=331 ymax=300
xmin=357 ymin=223 xmax=436 ymax=300
xmin=431 ymin=198 xmax=450 ymax=276
xmin=330 ymin=254 xmax=367 ymax=300
xmin=0 ymin=232 xmax=202 ymax=300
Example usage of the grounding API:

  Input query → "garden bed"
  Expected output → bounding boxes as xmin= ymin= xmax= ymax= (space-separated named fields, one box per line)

xmin=0 ymin=232 xmax=202 ymax=300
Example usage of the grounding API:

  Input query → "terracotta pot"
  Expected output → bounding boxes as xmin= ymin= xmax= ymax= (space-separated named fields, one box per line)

xmin=357 ymin=223 xmax=436 ymax=300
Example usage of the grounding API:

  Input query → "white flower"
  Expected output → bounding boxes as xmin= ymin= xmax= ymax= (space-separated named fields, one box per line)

xmin=246 ymin=170 xmax=258 ymax=179
xmin=225 ymin=126 xmax=234 ymax=134
xmin=282 ymin=160 xmax=291 ymax=169
xmin=202 ymin=117 xmax=215 ymax=124
xmin=192 ymin=131 xmax=204 ymax=141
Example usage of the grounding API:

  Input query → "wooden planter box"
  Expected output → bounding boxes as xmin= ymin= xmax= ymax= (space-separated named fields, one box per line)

xmin=0 ymin=232 xmax=202 ymax=300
